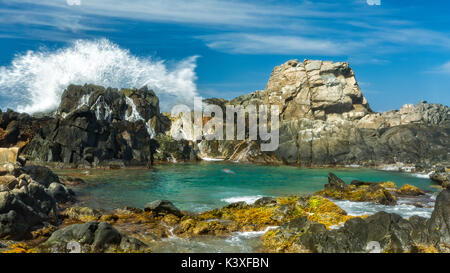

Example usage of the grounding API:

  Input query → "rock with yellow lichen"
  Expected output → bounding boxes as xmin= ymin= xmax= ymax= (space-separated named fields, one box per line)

xmin=397 ymin=184 xmax=425 ymax=196
xmin=62 ymin=207 xmax=102 ymax=222
xmin=193 ymin=195 xmax=358 ymax=233
xmin=317 ymin=173 xmax=398 ymax=205
xmin=0 ymin=242 xmax=37 ymax=253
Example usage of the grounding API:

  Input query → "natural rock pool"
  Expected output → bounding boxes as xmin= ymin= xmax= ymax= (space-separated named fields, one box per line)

xmin=54 ymin=163 xmax=441 ymax=253
xmin=56 ymin=162 xmax=439 ymax=215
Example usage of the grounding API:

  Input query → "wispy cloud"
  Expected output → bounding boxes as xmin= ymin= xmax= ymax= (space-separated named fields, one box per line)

xmin=200 ymin=33 xmax=348 ymax=55
xmin=427 ymin=61 xmax=450 ymax=74
xmin=1 ymin=0 xmax=449 ymax=57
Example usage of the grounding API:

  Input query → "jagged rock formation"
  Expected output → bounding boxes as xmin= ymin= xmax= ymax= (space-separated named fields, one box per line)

xmin=21 ymin=84 xmax=178 ymax=167
xmin=264 ymin=59 xmax=371 ymax=120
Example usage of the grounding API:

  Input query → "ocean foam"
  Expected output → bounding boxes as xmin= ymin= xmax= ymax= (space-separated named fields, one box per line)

xmin=333 ymin=199 xmax=434 ymax=218
xmin=221 ymin=195 xmax=264 ymax=205
xmin=410 ymin=172 xmax=432 ymax=179
xmin=0 ymin=39 xmax=198 ymax=113
xmin=233 ymin=226 xmax=278 ymax=237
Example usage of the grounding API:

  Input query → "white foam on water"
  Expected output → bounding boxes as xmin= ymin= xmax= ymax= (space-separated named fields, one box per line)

xmin=200 ymin=157 xmax=225 ymax=161
xmin=410 ymin=172 xmax=432 ymax=179
xmin=0 ymin=39 xmax=198 ymax=113
xmin=221 ymin=195 xmax=264 ymax=205
xmin=345 ymin=164 xmax=361 ymax=168
xmin=333 ymin=199 xmax=434 ymax=219
xmin=233 ymin=226 xmax=279 ymax=238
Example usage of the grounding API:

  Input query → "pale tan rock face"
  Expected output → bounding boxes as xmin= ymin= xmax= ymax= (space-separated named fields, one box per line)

xmin=264 ymin=59 xmax=371 ymax=121
xmin=0 ymin=147 xmax=18 ymax=164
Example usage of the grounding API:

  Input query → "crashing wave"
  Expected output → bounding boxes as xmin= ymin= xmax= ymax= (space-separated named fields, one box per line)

xmin=0 ymin=39 xmax=198 ymax=113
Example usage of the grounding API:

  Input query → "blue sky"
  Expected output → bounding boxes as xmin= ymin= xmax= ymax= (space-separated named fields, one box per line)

xmin=0 ymin=0 xmax=449 ymax=112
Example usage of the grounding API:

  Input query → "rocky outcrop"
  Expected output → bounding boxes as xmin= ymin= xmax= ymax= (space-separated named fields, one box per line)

xmin=190 ymin=60 xmax=449 ymax=167
xmin=0 ymin=163 xmax=74 ymax=239
xmin=21 ymin=84 xmax=180 ymax=167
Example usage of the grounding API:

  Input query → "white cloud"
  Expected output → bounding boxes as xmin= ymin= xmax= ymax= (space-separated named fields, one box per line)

xmin=5 ymin=0 xmax=304 ymax=28
xmin=200 ymin=33 xmax=348 ymax=55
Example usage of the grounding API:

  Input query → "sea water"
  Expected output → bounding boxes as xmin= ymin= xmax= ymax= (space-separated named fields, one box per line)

xmin=57 ymin=162 xmax=438 ymax=214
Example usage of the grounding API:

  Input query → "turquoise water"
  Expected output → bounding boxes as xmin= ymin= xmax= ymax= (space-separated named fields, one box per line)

xmin=56 ymin=162 xmax=439 ymax=213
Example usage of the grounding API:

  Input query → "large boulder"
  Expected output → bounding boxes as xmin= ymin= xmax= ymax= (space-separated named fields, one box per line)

xmin=325 ymin=173 xmax=347 ymax=191
xmin=23 ymin=165 xmax=60 ymax=187
xmin=42 ymin=222 xmax=148 ymax=253
xmin=430 ymin=168 xmax=450 ymax=189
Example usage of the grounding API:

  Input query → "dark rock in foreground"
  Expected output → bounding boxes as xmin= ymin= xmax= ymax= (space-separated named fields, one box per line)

xmin=42 ymin=221 xmax=148 ymax=253
xmin=263 ymin=188 xmax=450 ymax=253
xmin=0 ymin=161 xmax=74 ymax=240
xmin=428 ymin=188 xmax=450 ymax=245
